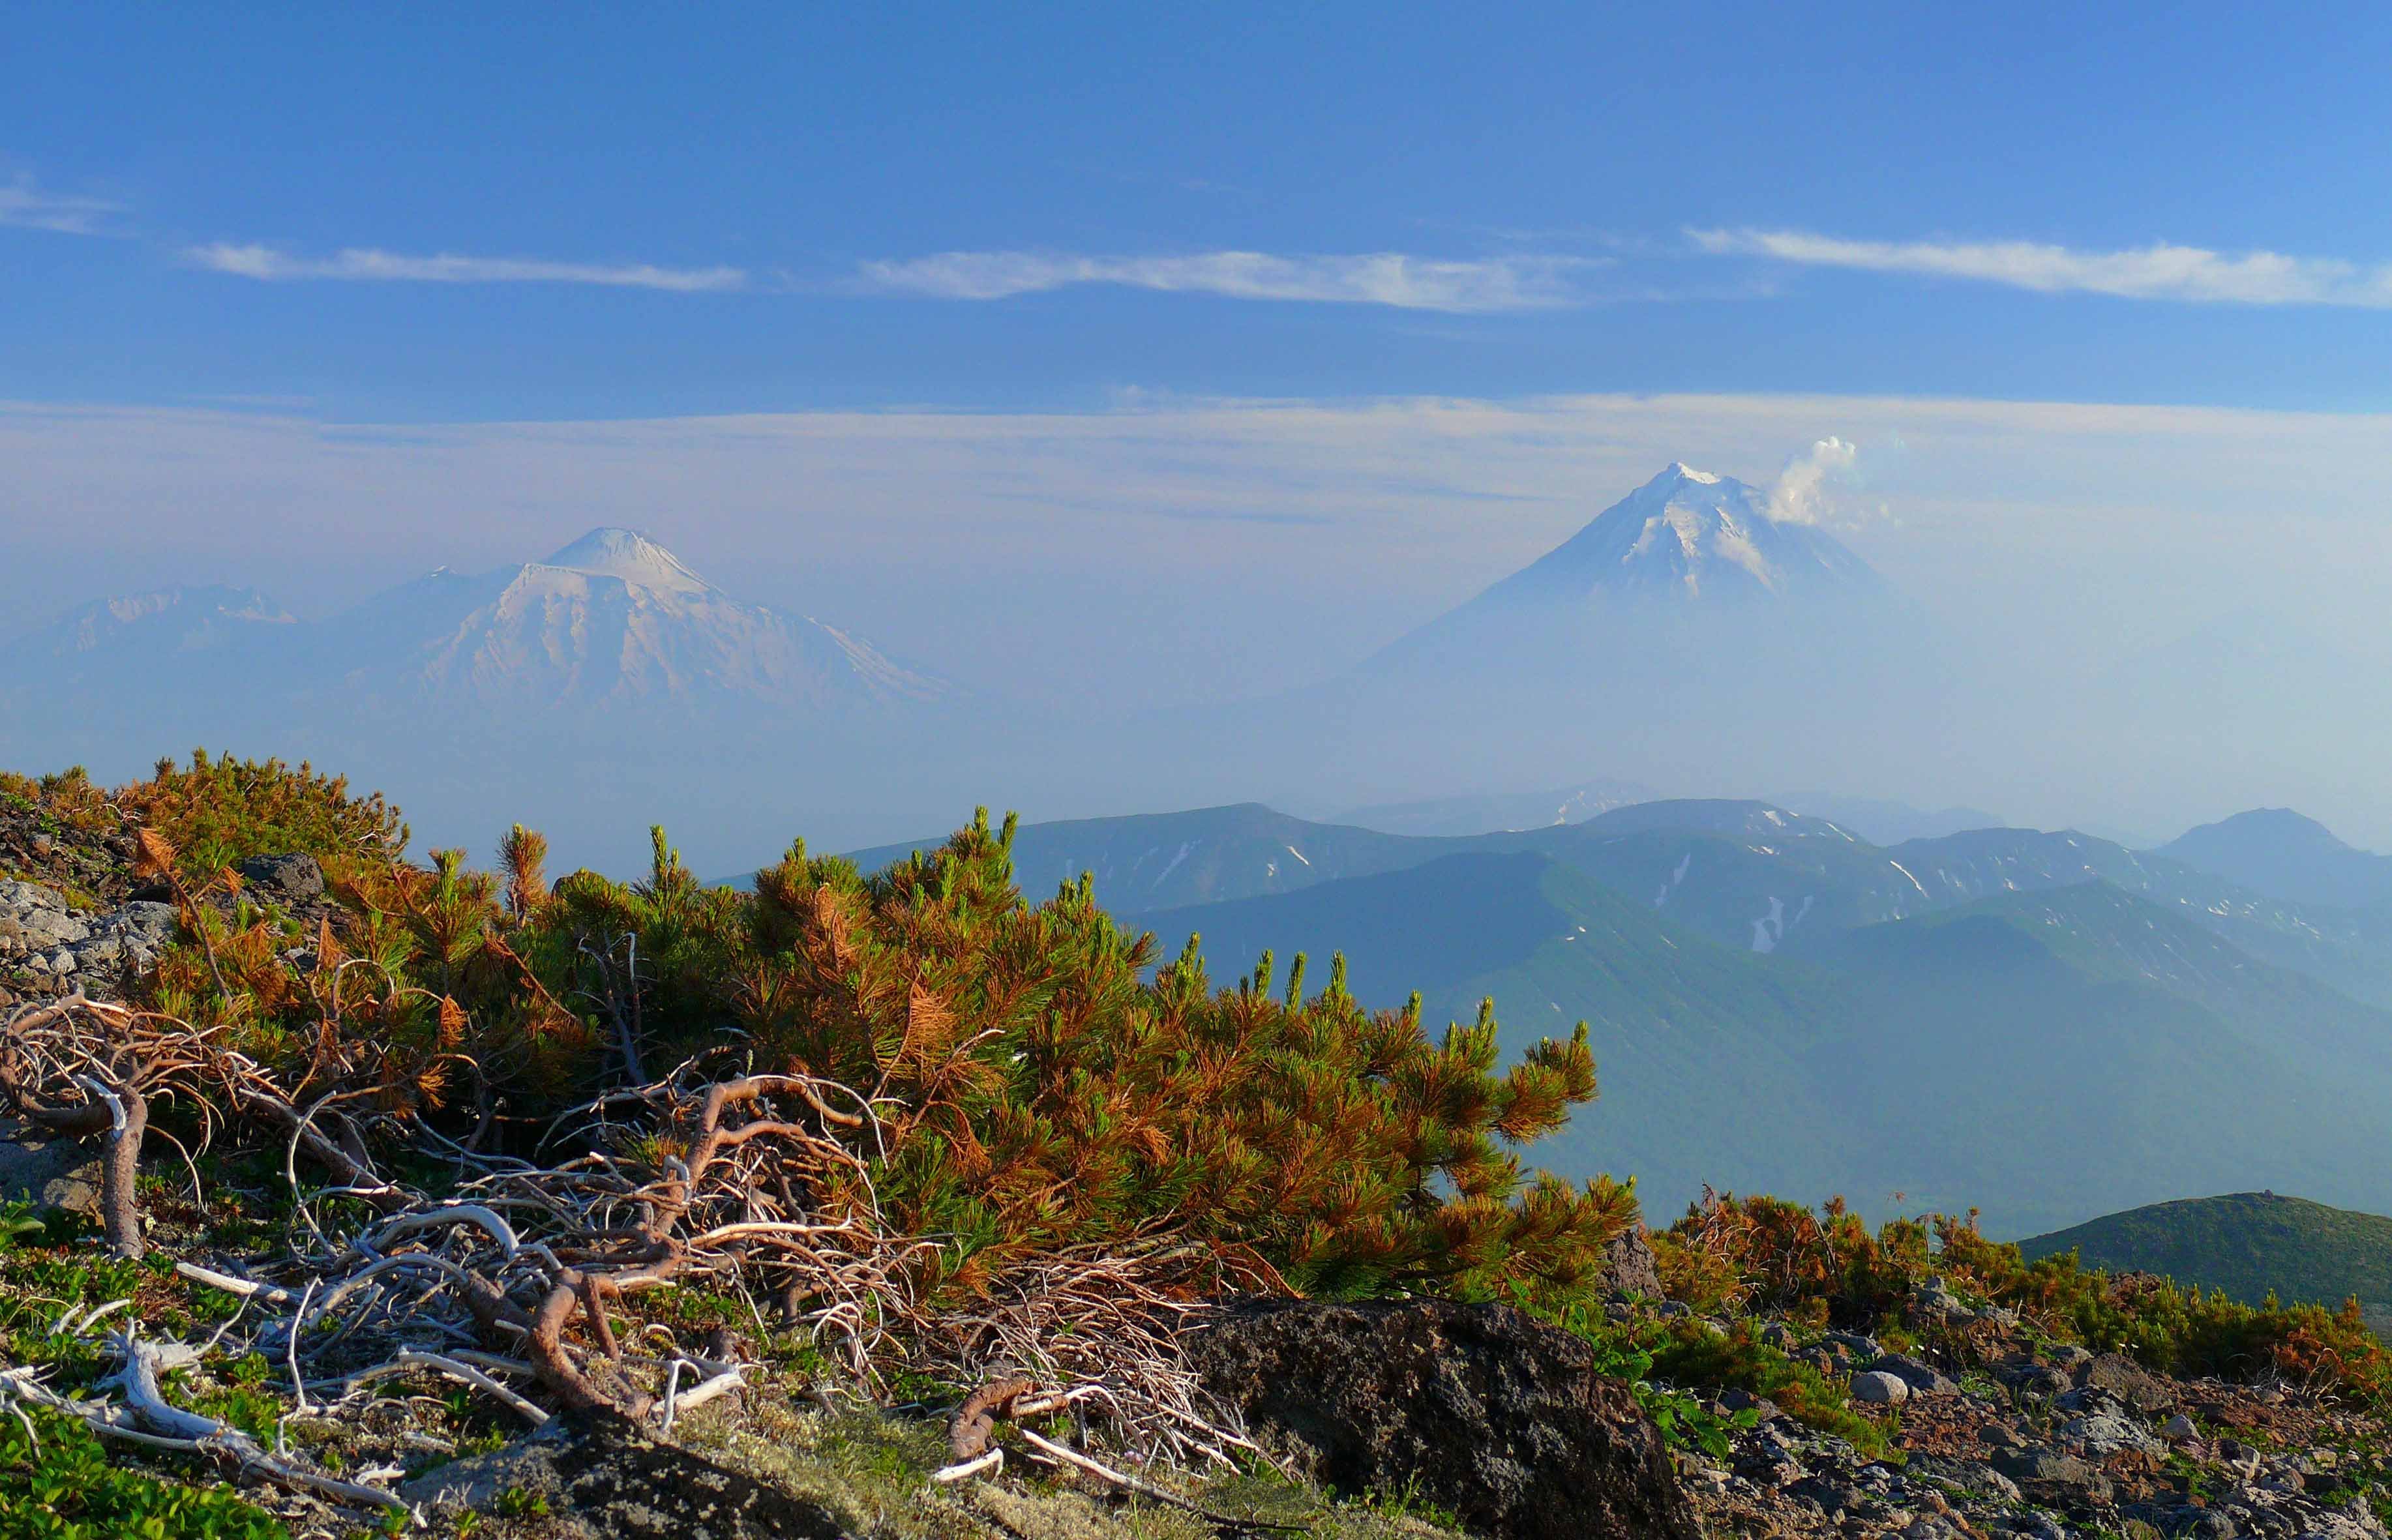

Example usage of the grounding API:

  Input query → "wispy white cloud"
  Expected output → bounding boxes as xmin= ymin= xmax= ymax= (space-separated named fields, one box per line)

xmin=1692 ymin=228 xmax=2392 ymax=308
xmin=185 ymin=243 xmax=747 ymax=292
xmin=857 ymin=250 xmax=1598 ymax=313
xmin=0 ymin=178 xmax=129 ymax=237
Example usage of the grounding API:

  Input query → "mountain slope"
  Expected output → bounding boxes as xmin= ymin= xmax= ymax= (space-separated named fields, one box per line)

xmin=0 ymin=530 xmax=964 ymax=874
xmin=1774 ymin=793 xmax=2005 ymax=846
xmin=1450 ymin=463 xmax=1880 ymax=610
xmin=1366 ymin=464 xmax=1898 ymax=680
xmin=822 ymin=799 xmax=2392 ymax=1007
xmin=1330 ymin=777 xmax=1662 ymax=837
xmin=830 ymin=797 xmax=1868 ymax=921
xmin=1814 ymin=881 xmax=2392 ymax=1076
xmin=4 ymin=585 xmax=297 ymax=668
xmin=1133 ymin=857 xmax=2392 ymax=1232
xmin=1136 ymin=853 xmax=1864 ymax=1213
xmin=321 ymin=529 xmax=943 ymax=712
xmin=2160 ymin=808 xmax=2392 ymax=911
xmin=2020 ymin=1192 xmax=2392 ymax=1328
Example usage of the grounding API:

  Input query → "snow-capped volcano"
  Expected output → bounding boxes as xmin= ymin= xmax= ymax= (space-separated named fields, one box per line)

xmin=1366 ymin=462 xmax=1894 ymax=673
xmin=5 ymin=529 xmax=942 ymax=723
xmin=1479 ymin=463 xmax=1880 ymax=607
xmin=537 ymin=527 xmax=711 ymax=594
xmin=365 ymin=527 xmax=943 ymax=711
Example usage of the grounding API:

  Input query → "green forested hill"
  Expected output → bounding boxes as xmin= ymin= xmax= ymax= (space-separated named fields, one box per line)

xmin=2020 ymin=1192 xmax=2392 ymax=1331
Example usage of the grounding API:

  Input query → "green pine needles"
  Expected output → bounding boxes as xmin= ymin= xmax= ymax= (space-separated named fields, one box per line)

xmin=43 ymin=756 xmax=1637 ymax=1318
xmin=523 ymin=807 xmax=1637 ymax=1307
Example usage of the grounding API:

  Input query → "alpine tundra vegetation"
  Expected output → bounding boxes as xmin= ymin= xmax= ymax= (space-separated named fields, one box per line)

xmin=2 ymin=756 xmax=2390 ymax=1539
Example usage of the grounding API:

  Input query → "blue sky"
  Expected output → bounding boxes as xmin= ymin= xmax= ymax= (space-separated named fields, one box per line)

xmin=12 ymin=3 xmax=2392 ymax=419
xmin=14 ymin=5 xmax=2392 ymax=844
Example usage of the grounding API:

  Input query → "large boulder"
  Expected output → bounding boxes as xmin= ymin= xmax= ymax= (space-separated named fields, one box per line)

xmin=1850 ymin=1369 xmax=1911 ymax=1405
xmin=1186 ymin=1297 xmax=1698 ymax=1540
xmin=400 ymin=1410 xmax=845 ymax=1538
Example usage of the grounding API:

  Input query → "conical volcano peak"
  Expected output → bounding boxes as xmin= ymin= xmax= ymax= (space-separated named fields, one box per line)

xmin=1660 ymin=461 xmax=1723 ymax=486
xmin=541 ymin=527 xmax=711 ymax=593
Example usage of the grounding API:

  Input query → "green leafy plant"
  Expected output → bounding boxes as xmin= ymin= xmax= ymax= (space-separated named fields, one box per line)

xmin=0 ymin=1406 xmax=284 ymax=1539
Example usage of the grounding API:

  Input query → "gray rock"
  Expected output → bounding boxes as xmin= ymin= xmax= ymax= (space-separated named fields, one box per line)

xmin=1998 ymin=1357 xmax=2073 ymax=1398
xmin=1851 ymin=1370 xmax=1911 ymax=1406
xmin=95 ymin=901 xmax=175 ymax=947
xmin=1908 ymin=1453 xmax=2023 ymax=1504
xmin=1188 ymin=1296 xmax=1701 ymax=1540
xmin=1603 ymin=1225 xmax=1664 ymax=1300
xmin=1909 ymin=1277 xmax=1972 ymax=1324
xmin=239 ymin=852 xmax=324 ymax=902
xmin=1990 ymin=1445 xmax=2114 ymax=1505
xmin=2061 ymin=1409 xmax=2162 ymax=1458
xmin=0 ymin=1124 xmax=101 ymax=1215
xmin=22 ymin=911 xmax=89 ymax=947
xmin=2076 ymin=1350 xmax=2178 ymax=1414
xmin=1874 ymin=1352 xmax=1960 ymax=1395
xmin=398 ymin=1410 xmax=843 ymax=1538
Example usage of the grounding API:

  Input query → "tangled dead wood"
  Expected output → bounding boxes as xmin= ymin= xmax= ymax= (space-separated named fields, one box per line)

xmin=0 ymin=994 xmax=1258 ymax=1520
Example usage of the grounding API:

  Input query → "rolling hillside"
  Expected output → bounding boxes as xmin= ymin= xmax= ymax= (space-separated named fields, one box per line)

xmin=2021 ymin=1192 xmax=2392 ymax=1332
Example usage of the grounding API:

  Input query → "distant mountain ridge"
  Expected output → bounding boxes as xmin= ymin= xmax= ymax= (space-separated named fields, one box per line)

xmin=1132 ymin=851 xmax=2392 ymax=1233
xmin=0 ymin=529 xmax=965 ymax=874
xmin=2160 ymin=808 xmax=2392 ymax=911
xmin=2 ymin=528 xmax=938 ymax=717
xmin=819 ymin=796 xmax=2392 ymax=1014
xmin=16 ymin=585 xmax=296 ymax=662
xmin=1332 ymin=778 xmax=1662 ymax=837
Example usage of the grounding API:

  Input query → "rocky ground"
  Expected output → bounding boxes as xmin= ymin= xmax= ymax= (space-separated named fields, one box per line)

xmin=1667 ymin=1280 xmax=2392 ymax=1540
xmin=0 ymin=786 xmax=333 ymax=1005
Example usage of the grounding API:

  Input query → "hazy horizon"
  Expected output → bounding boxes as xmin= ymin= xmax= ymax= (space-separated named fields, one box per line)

xmin=10 ymin=7 xmax=2392 ymax=870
